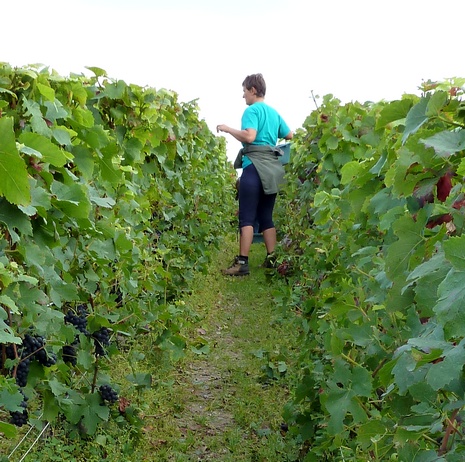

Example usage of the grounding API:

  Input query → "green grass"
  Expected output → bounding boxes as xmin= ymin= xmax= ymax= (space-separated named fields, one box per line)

xmin=5 ymin=237 xmax=302 ymax=462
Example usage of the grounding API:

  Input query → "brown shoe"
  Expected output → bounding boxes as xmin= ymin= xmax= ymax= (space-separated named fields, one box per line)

xmin=260 ymin=253 xmax=277 ymax=269
xmin=222 ymin=256 xmax=250 ymax=276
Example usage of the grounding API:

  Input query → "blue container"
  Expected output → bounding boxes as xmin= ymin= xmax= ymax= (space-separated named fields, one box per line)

xmin=277 ymin=142 xmax=291 ymax=165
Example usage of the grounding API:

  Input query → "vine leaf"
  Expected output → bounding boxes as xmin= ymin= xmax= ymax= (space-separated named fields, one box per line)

xmin=425 ymin=339 xmax=465 ymax=390
xmin=434 ymin=269 xmax=465 ymax=338
xmin=0 ymin=199 xmax=33 ymax=243
xmin=385 ymin=213 xmax=427 ymax=281
xmin=0 ymin=117 xmax=30 ymax=205
xmin=80 ymin=393 xmax=110 ymax=435
xmin=420 ymin=130 xmax=465 ymax=158
xmin=324 ymin=361 xmax=371 ymax=434
xmin=0 ymin=421 xmax=17 ymax=438
xmin=376 ymin=99 xmax=413 ymax=129
xmin=0 ymin=387 xmax=23 ymax=412
xmin=19 ymin=132 xmax=70 ymax=167
xmin=443 ymin=235 xmax=465 ymax=270
xmin=402 ymin=96 xmax=429 ymax=144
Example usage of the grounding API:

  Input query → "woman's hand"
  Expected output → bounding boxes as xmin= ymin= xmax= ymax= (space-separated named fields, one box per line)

xmin=216 ymin=125 xmax=256 ymax=144
xmin=216 ymin=124 xmax=229 ymax=133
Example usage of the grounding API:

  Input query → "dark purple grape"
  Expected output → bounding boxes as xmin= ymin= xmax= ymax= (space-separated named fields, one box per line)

xmin=64 ymin=307 xmax=89 ymax=335
xmin=10 ymin=399 xmax=28 ymax=427
xmin=15 ymin=359 xmax=30 ymax=387
xmin=92 ymin=328 xmax=111 ymax=356
xmin=98 ymin=384 xmax=118 ymax=403
xmin=62 ymin=343 xmax=78 ymax=366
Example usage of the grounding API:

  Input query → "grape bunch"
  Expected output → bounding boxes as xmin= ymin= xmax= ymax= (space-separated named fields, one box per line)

xmin=110 ymin=285 xmax=123 ymax=307
xmin=35 ymin=348 xmax=57 ymax=367
xmin=62 ymin=341 xmax=78 ymax=366
xmin=15 ymin=359 xmax=31 ymax=387
xmin=92 ymin=327 xmax=111 ymax=356
xmin=64 ymin=305 xmax=89 ymax=335
xmin=22 ymin=334 xmax=57 ymax=368
xmin=98 ymin=384 xmax=118 ymax=403
xmin=4 ymin=342 xmax=31 ymax=387
xmin=10 ymin=396 xmax=29 ymax=427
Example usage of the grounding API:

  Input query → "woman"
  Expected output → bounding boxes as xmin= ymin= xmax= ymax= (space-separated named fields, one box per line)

xmin=217 ymin=73 xmax=293 ymax=276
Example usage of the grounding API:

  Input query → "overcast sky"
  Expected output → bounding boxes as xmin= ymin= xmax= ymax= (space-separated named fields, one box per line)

xmin=2 ymin=0 xmax=464 ymax=161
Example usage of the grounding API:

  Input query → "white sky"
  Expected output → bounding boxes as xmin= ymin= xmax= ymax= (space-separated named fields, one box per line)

xmin=2 ymin=0 xmax=464 ymax=161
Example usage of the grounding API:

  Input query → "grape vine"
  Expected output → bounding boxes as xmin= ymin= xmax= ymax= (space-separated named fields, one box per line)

xmin=274 ymin=78 xmax=465 ymax=460
xmin=0 ymin=62 xmax=236 ymax=437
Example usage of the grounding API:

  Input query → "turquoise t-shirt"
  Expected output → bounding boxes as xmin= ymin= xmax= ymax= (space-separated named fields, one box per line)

xmin=241 ymin=102 xmax=291 ymax=169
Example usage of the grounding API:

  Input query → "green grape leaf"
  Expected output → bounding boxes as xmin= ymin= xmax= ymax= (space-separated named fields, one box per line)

xmin=19 ymin=132 xmax=70 ymax=167
xmin=425 ymin=339 xmax=465 ymax=390
xmin=376 ymin=99 xmax=413 ymax=129
xmin=71 ymin=106 xmax=94 ymax=128
xmin=50 ymin=180 xmax=91 ymax=219
xmin=85 ymin=66 xmax=108 ymax=77
xmin=0 ymin=387 xmax=24 ymax=412
xmin=434 ymin=269 xmax=465 ymax=338
xmin=420 ymin=129 xmax=465 ymax=158
xmin=72 ymin=145 xmax=95 ymax=180
xmin=0 ymin=317 xmax=21 ymax=344
xmin=385 ymin=213 xmax=427 ymax=280
xmin=126 ymin=373 xmax=152 ymax=390
xmin=0 ymin=117 xmax=30 ymax=205
xmin=45 ymin=100 xmax=68 ymax=122
xmin=426 ymin=90 xmax=448 ymax=116
xmin=52 ymin=127 xmax=75 ymax=146
xmin=357 ymin=420 xmax=390 ymax=447
xmin=406 ymin=250 xmax=447 ymax=282
xmin=0 ymin=294 xmax=20 ymax=314
xmin=80 ymin=393 xmax=110 ymax=435
xmin=443 ymin=235 xmax=465 ymax=270
xmin=0 ymin=421 xmax=17 ymax=438
xmin=23 ymin=97 xmax=51 ymax=136
xmin=392 ymin=352 xmax=428 ymax=394
xmin=103 ymin=80 xmax=127 ymax=100
xmin=49 ymin=378 xmax=72 ymax=398
xmin=36 ymin=82 xmax=55 ymax=101
xmin=98 ymin=144 xmax=123 ymax=184
xmin=0 ymin=199 xmax=33 ymax=242
xmin=402 ymin=96 xmax=429 ymax=144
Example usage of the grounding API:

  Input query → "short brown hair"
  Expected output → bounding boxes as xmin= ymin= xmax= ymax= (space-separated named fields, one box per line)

xmin=242 ymin=74 xmax=266 ymax=97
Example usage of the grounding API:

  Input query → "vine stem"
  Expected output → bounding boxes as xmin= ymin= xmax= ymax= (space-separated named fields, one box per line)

xmin=438 ymin=409 xmax=459 ymax=455
xmin=340 ymin=352 xmax=360 ymax=367
xmin=310 ymin=90 xmax=320 ymax=112
xmin=91 ymin=357 xmax=99 ymax=393
xmin=5 ymin=307 xmax=21 ymax=378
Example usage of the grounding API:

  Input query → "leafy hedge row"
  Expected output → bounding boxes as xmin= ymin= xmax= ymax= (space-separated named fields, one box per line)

xmin=274 ymin=79 xmax=465 ymax=461
xmin=0 ymin=63 xmax=236 ymax=437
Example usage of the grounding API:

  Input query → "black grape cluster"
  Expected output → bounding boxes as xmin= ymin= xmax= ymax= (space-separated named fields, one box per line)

xmin=99 ymin=384 xmax=118 ymax=403
xmin=62 ymin=305 xmax=89 ymax=366
xmin=92 ymin=328 xmax=111 ymax=356
xmin=1 ymin=334 xmax=57 ymax=388
xmin=110 ymin=284 xmax=123 ymax=307
xmin=15 ymin=358 xmax=30 ymax=388
xmin=9 ymin=397 xmax=28 ymax=427
xmin=23 ymin=334 xmax=57 ymax=368
xmin=64 ymin=305 xmax=89 ymax=335
xmin=62 ymin=341 xmax=78 ymax=366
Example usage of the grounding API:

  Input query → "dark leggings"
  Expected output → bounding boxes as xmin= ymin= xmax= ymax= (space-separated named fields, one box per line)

xmin=239 ymin=163 xmax=277 ymax=232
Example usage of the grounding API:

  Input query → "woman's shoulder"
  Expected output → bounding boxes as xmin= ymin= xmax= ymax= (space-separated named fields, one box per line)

xmin=248 ymin=102 xmax=279 ymax=115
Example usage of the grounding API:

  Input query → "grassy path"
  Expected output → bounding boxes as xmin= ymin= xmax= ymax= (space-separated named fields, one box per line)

xmin=141 ymin=242 xmax=300 ymax=461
